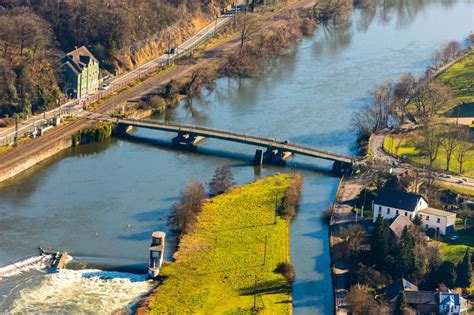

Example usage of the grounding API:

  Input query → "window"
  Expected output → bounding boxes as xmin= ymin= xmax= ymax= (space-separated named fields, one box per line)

xmin=405 ymin=212 xmax=407 ymax=216
xmin=387 ymin=208 xmax=390 ymax=214
xmin=396 ymin=210 xmax=399 ymax=215
xmin=409 ymin=214 xmax=412 ymax=219
xmin=426 ymin=216 xmax=430 ymax=221
xmin=426 ymin=224 xmax=428 ymax=229
xmin=379 ymin=206 xmax=382 ymax=211
xmin=437 ymin=218 xmax=440 ymax=223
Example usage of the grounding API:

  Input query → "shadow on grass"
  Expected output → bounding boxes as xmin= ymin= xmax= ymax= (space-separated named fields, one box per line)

xmin=210 ymin=222 xmax=277 ymax=233
xmin=239 ymin=279 xmax=290 ymax=296
xmin=446 ymin=102 xmax=474 ymax=118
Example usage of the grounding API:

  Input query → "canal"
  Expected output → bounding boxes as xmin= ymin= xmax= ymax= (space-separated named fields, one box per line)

xmin=0 ymin=0 xmax=472 ymax=313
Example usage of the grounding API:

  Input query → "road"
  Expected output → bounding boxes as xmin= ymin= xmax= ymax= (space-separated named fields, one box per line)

xmin=0 ymin=12 xmax=234 ymax=147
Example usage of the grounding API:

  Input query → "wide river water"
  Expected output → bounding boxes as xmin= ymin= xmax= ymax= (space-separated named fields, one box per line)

xmin=1 ymin=1 xmax=472 ymax=313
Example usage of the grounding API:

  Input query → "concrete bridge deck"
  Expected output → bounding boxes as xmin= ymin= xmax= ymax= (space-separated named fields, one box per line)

xmin=113 ymin=118 xmax=354 ymax=165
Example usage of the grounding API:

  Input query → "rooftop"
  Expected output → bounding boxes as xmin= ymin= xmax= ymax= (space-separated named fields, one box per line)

xmin=386 ymin=278 xmax=418 ymax=300
xmin=374 ymin=188 xmax=424 ymax=212
xmin=418 ymin=207 xmax=456 ymax=218
xmin=389 ymin=215 xmax=414 ymax=238
xmin=390 ymin=291 xmax=437 ymax=305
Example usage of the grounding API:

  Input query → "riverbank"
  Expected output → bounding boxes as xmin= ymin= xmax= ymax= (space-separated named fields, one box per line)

xmin=138 ymin=174 xmax=294 ymax=314
xmin=0 ymin=0 xmax=316 ymax=185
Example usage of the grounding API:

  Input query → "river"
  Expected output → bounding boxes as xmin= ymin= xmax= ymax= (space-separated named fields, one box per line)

xmin=0 ymin=0 xmax=472 ymax=313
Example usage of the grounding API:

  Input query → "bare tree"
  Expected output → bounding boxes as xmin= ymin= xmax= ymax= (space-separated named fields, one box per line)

xmin=239 ymin=13 xmax=258 ymax=55
xmin=208 ymin=164 xmax=235 ymax=195
xmin=168 ymin=180 xmax=207 ymax=240
xmin=372 ymin=81 xmax=394 ymax=130
xmin=410 ymin=82 xmax=451 ymax=127
xmin=458 ymin=207 xmax=474 ymax=229
xmin=346 ymin=284 xmax=379 ymax=315
xmin=393 ymin=73 xmax=416 ymax=123
xmin=442 ymin=40 xmax=461 ymax=63
xmin=418 ymin=124 xmax=443 ymax=169
xmin=454 ymin=127 xmax=473 ymax=174
xmin=440 ymin=124 xmax=458 ymax=171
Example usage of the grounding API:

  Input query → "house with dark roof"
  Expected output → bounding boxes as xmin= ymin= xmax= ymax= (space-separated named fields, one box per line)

xmin=389 ymin=290 xmax=438 ymax=313
xmin=386 ymin=278 xmax=418 ymax=300
xmin=61 ymin=46 xmax=99 ymax=99
xmin=372 ymin=188 xmax=456 ymax=235
xmin=372 ymin=188 xmax=428 ymax=222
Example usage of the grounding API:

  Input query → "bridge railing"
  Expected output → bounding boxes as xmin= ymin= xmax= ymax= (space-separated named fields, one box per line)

xmin=119 ymin=118 xmax=354 ymax=161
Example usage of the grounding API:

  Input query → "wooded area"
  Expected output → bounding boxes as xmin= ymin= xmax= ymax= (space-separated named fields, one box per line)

xmin=0 ymin=0 xmax=223 ymax=118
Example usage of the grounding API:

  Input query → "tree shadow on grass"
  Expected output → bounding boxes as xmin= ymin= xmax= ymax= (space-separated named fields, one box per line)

xmin=239 ymin=279 xmax=290 ymax=296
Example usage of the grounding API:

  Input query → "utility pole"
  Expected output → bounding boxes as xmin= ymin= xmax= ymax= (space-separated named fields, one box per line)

xmin=361 ymin=188 xmax=367 ymax=218
xmin=274 ymin=195 xmax=278 ymax=224
xmin=167 ymin=33 xmax=172 ymax=65
xmin=263 ymin=235 xmax=268 ymax=266
xmin=253 ymin=275 xmax=257 ymax=312
xmin=14 ymin=114 xmax=19 ymax=145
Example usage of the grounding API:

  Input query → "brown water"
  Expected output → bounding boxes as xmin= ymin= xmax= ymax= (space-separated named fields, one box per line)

xmin=0 ymin=1 xmax=472 ymax=313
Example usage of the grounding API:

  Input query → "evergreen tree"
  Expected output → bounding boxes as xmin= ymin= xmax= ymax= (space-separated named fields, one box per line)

xmin=431 ymin=261 xmax=457 ymax=288
xmin=394 ymin=291 xmax=407 ymax=315
xmin=456 ymin=250 xmax=472 ymax=288
xmin=395 ymin=227 xmax=416 ymax=277
xmin=412 ymin=215 xmax=422 ymax=227
xmin=370 ymin=215 xmax=391 ymax=271
xmin=208 ymin=164 xmax=235 ymax=195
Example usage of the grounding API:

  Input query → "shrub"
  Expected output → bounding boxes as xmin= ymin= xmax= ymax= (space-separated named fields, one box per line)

xmin=280 ymin=173 xmax=304 ymax=221
xmin=168 ymin=180 xmax=207 ymax=241
xmin=274 ymin=262 xmax=295 ymax=285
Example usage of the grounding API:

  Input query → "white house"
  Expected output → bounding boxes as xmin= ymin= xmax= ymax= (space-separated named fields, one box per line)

xmin=372 ymin=188 xmax=456 ymax=235
xmin=438 ymin=292 xmax=469 ymax=315
xmin=418 ymin=207 xmax=456 ymax=235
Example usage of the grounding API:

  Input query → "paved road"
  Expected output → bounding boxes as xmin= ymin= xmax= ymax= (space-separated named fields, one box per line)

xmin=0 ymin=13 xmax=235 ymax=147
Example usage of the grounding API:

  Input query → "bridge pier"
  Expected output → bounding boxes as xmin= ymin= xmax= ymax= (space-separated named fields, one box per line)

xmin=332 ymin=161 xmax=353 ymax=175
xmin=172 ymin=132 xmax=206 ymax=150
xmin=262 ymin=147 xmax=293 ymax=165
xmin=114 ymin=123 xmax=132 ymax=136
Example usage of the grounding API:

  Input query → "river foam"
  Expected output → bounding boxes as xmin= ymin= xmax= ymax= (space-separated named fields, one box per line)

xmin=6 ymin=269 xmax=153 ymax=314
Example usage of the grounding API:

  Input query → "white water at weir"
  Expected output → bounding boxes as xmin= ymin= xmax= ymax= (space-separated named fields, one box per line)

xmin=0 ymin=255 xmax=52 ymax=280
xmin=6 ymin=269 xmax=153 ymax=314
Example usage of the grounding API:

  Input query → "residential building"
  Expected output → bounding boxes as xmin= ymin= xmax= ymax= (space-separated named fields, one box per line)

xmin=372 ymin=188 xmax=456 ymax=235
xmin=418 ymin=207 xmax=457 ymax=236
xmin=372 ymin=188 xmax=428 ymax=221
xmin=389 ymin=215 xmax=414 ymax=244
xmin=61 ymin=46 xmax=99 ymax=99
xmin=386 ymin=278 xmax=418 ymax=300
xmin=438 ymin=292 xmax=469 ymax=315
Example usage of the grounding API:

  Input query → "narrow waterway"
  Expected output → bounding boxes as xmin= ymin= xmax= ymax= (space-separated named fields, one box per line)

xmin=0 ymin=1 xmax=472 ymax=313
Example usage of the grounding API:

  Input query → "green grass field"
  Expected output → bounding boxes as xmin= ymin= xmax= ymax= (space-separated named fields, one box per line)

xmin=384 ymin=134 xmax=474 ymax=177
xmin=438 ymin=53 xmax=474 ymax=107
xmin=438 ymin=226 xmax=474 ymax=263
xmin=148 ymin=174 xmax=294 ymax=314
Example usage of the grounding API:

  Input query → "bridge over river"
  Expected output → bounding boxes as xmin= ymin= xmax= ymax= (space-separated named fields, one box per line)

xmin=107 ymin=117 xmax=356 ymax=172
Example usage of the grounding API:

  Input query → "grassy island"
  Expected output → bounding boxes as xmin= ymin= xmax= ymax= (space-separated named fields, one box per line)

xmin=147 ymin=174 xmax=295 ymax=314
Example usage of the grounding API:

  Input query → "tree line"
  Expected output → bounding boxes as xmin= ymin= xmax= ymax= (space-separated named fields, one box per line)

xmin=352 ymin=39 xmax=473 ymax=172
xmin=0 ymin=0 xmax=225 ymax=119
xmin=336 ymin=214 xmax=472 ymax=314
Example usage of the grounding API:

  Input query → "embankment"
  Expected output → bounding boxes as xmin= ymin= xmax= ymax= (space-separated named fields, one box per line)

xmin=138 ymin=174 xmax=296 ymax=314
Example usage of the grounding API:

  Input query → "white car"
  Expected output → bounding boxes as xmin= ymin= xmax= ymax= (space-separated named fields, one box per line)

xmin=100 ymin=83 xmax=110 ymax=90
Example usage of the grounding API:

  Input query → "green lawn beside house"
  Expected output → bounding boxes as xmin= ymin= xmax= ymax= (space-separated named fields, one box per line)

xmin=438 ymin=226 xmax=474 ymax=263
xmin=147 ymin=174 xmax=293 ymax=314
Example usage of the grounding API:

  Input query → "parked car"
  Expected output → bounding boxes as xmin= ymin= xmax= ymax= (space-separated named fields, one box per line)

xmin=456 ymin=179 xmax=463 ymax=184
xmin=100 ymin=83 xmax=110 ymax=90
xmin=462 ymin=178 xmax=468 ymax=182
xmin=450 ymin=235 xmax=460 ymax=241
xmin=446 ymin=174 xmax=453 ymax=179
